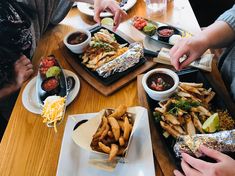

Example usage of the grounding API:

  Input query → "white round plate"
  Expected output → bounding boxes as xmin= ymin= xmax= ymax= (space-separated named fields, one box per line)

xmin=22 ymin=69 xmax=80 ymax=114
xmin=76 ymin=0 xmax=137 ymax=17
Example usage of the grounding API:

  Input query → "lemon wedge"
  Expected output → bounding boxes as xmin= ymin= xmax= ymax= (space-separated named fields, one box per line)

xmin=101 ymin=17 xmax=114 ymax=26
xmin=202 ymin=113 xmax=219 ymax=133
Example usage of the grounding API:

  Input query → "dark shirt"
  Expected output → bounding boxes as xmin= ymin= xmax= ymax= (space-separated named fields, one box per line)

xmin=0 ymin=0 xmax=32 ymax=87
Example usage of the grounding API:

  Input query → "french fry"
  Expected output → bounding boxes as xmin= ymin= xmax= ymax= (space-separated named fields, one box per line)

xmin=93 ymin=116 xmax=108 ymax=138
xmin=123 ymin=116 xmax=132 ymax=141
xmin=163 ymin=113 xmax=181 ymax=125
xmin=107 ymin=131 xmax=114 ymax=138
xmin=109 ymin=105 xmax=127 ymax=119
xmin=185 ymin=115 xmax=196 ymax=136
xmin=99 ymin=124 xmax=110 ymax=140
xmin=109 ymin=144 xmax=119 ymax=161
xmin=160 ymin=121 xmax=180 ymax=138
xmin=98 ymin=142 xmax=110 ymax=154
xmin=108 ymin=117 xmax=120 ymax=141
xmin=119 ymin=136 xmax=125 ymax=146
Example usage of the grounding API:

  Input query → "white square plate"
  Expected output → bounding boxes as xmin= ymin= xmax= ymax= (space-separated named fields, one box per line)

xmin=57 ymin=107 xmax=155 ymax=176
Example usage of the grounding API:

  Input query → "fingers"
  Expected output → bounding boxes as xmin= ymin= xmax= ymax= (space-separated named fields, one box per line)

xmin=170 ymin=46 xmax=188 ymax=70
xmin=199 ymin=145 xmax=227 ymax=162
xmin=173 ymin=169 xmax=185 ymax=176
xmin=182 ymin=153 xmax=210 ymax=171
xmin=179 ymin=54 xmax=196 ymax=70
xmin=181 ymin=159 xmax=202 ymax=176
xmin=94 ymin=8 xmax=102 ymax=24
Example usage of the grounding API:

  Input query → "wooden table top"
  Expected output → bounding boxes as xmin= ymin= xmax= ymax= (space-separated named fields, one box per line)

xmin=0 ymin=0 xmax=233 ymax=175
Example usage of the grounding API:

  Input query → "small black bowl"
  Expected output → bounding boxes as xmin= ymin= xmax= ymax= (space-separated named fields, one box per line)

xmin=41 ymin=77 xmax=60 ymax=95
xmin=157 ymin=26 xmax=181 ymax=43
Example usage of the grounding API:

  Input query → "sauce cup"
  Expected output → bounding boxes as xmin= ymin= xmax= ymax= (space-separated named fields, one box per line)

xmin=63 ymin=29 xmax=91 ymax=54
xmin=142 ymin=68 xmax=179 ymax=101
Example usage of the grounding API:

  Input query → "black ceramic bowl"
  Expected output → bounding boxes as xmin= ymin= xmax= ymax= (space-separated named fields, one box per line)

xmin=157 ymin=26 xmax=181 ymax=42
xmin=41 ymin=76 xmax=60 ymax=95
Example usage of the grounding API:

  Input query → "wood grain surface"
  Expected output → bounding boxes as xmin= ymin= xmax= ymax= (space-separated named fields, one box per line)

xmin=0 ymin=1 xmax=213 ymax=175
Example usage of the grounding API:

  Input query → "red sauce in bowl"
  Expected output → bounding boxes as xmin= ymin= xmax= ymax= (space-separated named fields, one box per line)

xmin=158 ymin=28 xmax=174 ymax=37
xmin=42 ymin=77 xmax=59 ymax=92
xmin=147 ymin=73 xmax=174 ymax=91
xmin=67 ymin=32 xmax=88 ymax=45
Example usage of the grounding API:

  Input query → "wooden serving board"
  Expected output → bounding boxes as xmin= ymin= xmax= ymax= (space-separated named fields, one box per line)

xmin=59 ymin=42 xmax=157 ymax=96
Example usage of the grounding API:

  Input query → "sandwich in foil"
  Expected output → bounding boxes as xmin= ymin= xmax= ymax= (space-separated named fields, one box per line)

xmin=174 ymin=129 xmax=235 ymax=158
xmin=96 ymin=42 xmax=143 ymax=78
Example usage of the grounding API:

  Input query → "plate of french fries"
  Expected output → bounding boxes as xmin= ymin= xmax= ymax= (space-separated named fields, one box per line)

xmin=71 ymin=105 xmax=149 ymax=171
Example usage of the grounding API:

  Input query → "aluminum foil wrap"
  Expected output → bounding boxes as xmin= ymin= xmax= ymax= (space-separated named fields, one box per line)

xmin=174 ymin=130 xmax=235 ymax=158
xmin=96 ymin=42 xmax=143 ymax=78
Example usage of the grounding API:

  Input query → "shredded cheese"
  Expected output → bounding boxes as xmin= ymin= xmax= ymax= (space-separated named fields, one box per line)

xmin=41 ymin=96 xmax=66 ymax=132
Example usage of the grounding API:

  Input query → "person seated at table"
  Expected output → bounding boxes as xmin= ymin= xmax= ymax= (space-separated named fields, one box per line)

xmin=170 ymin=5 xmax=235 ymax=176
xmin=170 ymin=4 xmax=235 ymax=101
xmin=0 ymin=0 xmax=126 ymax=123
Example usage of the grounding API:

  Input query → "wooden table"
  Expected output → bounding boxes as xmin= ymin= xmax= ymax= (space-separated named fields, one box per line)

xmin=0 ymin=0 xmax=233 ymax=175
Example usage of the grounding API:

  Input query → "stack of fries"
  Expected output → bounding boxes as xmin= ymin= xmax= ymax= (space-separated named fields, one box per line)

xmin=90 ymin=105 xmax=133 ymax=161
xmin=154 ymin=82 xmax=218 ymax=138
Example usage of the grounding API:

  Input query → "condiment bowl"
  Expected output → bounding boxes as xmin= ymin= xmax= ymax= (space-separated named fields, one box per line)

xmin=63 ymin=29 xmax=91 ymax=54
xmin=156 ymin=26 xmax=181 ymax=42
xmin=142 ymin=68 xmax=179 ymax=101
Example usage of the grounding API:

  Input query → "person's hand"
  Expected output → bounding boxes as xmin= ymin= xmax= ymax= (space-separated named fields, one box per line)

xmin=94 ymin=0 xmax=127 ymax=30
xmin=169 ymin=35 xmax=209 ymax=71
xmin=14 ymin=55 xmax=34 ymax=89
xmin=174 ymin=145 xmax=235 ymax=176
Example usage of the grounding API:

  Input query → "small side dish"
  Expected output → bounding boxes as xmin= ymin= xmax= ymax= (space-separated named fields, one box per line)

xmin=142 ymin=68 xmax=179 ymax=101
xmin=64 ymin=29 xmax=91 ymax=54
xmin=41 ymin=95 xmax=66 ymax=132
xmin=37 ymin=55 xmax=67 ymax=132
xmin=133 ymin=16 xmax=157 ymax=35
xmin=156 ymin=26 xmax=180 ymax=42
xmin=90 ymin=105 xmax=133 ymax=161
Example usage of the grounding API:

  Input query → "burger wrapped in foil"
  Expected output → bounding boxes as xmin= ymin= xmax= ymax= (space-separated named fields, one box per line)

xmin=174 ymin=130 xmax=235 ymax=158
xmin=96 ymin=42 xmax=143 ymax=78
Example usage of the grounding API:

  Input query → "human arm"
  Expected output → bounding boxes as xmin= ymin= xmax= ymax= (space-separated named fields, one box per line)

xmin=0 ymin=55 xmax=33 ymax=101
xmin=170 ymin=5 xmax=235 ymax=70
xmin=174 ymin=145 xmax=235 ymax=176
xmin=74 ymin=0 xmax=127 ymax=30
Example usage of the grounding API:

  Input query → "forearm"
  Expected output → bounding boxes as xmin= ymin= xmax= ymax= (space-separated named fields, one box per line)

xmin=200 ymin=21 xmax=235 ymax=49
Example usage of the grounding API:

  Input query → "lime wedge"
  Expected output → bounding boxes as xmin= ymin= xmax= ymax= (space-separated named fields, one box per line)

xmin=202 ymin=113 xmax=219 ymax=133
xmin=101 ymin=17 xmax=114 ymax=26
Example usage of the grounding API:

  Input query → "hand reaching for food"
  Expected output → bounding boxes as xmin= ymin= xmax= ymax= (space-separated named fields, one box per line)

xmin=174 ymin=145 xmax=235 ymax=176
xmin=14 ymin=55 xmax=34 ymax=89
xmin=169 ymin=36 xmax=208 ymax=71
xmin=93 ymin=0 xmax=127 ymax=30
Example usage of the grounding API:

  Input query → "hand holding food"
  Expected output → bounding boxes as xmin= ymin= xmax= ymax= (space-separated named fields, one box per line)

xmin=174 ymin=145 xmax=235 ymax=176
xmin=90 ymin=105 xmax=134 ymax=161
xmin=94 ymin=0 xmax=127 ymax=30
xmin=169 ymin=36 xmax=209 ymax=71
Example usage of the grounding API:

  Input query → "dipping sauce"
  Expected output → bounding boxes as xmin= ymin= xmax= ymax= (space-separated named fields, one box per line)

xmin=158 ymin=28 xmax=174 ymax=37
xmin=147 ymin=73 xmax=174 ymax=91
xmin=67 ymin=32 xmax=88 ymax=45
xmin=42 ymin=77 xmax=59 ymax=92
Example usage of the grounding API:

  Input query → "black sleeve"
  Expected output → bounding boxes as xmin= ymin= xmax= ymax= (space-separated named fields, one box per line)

xmin=0 ymin=46 xmax=19 ymax=88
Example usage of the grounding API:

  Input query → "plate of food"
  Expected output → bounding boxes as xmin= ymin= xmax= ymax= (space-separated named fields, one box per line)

xmin=131 ymin=16 xmax=192 ymax=46
xmin=57 ymin=105 xmax=155 ymax=175
xmin=138 ymin=68 xmax=235 ymax=175
xmin=63 ymin=25 xmax=146 ymax=86
xmin=76 ymin=0 xmax=137 ymax=17
xmin=22 ymin=58 xmax=80 ymax=115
